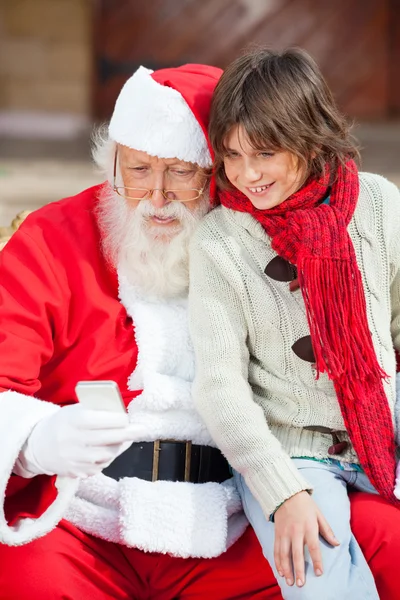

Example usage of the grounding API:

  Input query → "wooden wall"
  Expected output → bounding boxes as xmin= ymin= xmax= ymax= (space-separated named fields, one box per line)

xmin=93 ymin=0 xmax=400 ymax=121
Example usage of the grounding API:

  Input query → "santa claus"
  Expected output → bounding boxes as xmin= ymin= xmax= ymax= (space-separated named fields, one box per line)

xmin=0 ymin=63 xmax=399 ymax=599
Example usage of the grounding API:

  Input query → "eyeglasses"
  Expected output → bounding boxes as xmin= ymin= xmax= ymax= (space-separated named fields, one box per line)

xmin=112 ymin=149 xmax=207 ymax=202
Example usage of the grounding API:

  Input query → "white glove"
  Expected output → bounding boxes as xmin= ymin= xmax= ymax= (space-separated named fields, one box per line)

xmin=16 ymin=403 xmax=136 ymax=478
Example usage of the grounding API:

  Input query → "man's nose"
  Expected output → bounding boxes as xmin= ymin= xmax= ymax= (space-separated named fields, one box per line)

xmin=149 ymin=189 xmax=169 ymax=209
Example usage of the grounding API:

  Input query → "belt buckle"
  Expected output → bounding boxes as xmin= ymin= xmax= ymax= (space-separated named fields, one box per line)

xmin=152 ymin=440 xmax=161 ymax=482
xmin=184 ymin=441 xmax=192 ymax=482
xmin=151 ymin=440 xmax=192 ymax=482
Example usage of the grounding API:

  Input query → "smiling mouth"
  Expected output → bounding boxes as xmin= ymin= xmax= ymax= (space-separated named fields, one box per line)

xmin=247 ymin=183 xmax=273 ymax=194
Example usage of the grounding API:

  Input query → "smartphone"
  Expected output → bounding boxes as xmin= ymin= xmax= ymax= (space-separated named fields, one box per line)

xmin=75 ymin=380 xmax=127 ymax=414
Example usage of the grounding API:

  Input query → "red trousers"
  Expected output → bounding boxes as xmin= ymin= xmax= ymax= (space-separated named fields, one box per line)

xmin=0 ymin=492 xmax=399 ymax=600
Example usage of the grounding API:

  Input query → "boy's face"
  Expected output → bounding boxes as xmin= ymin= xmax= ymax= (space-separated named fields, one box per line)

xmin=223 ymin=125 xmax=306 ymax=210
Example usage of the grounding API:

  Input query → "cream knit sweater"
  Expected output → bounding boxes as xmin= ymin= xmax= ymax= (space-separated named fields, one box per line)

xmin=189 ymin=173 xmax=400 ymax=518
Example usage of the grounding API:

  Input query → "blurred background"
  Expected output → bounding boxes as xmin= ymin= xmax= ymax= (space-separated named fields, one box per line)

xmin=0 ymin=0 xmax=399 ymax=226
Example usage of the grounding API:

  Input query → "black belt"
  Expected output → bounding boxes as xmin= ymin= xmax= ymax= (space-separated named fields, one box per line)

xmin=102 ymin=440 xmax=232 ymax=483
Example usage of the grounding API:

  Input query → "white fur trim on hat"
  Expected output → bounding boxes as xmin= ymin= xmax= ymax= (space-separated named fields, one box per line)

xmin=109 ymin=66 xmax=212 ymax=167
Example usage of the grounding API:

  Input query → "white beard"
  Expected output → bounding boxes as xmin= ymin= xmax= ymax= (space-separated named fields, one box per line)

xmin=96 ymin=185 xmax=210 ymax=300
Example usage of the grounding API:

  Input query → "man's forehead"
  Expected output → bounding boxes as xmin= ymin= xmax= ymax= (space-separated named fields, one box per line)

xmin=118 ymin=145 xmax=196 ymax=168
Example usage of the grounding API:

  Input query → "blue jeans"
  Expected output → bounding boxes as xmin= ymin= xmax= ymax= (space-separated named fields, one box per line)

xmin=234 ymin=458 xmax=380 ymax=600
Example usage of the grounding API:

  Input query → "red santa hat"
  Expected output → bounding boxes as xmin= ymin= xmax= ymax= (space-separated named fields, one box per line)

xmin=109 ymin=64 xmax=223 ymax=169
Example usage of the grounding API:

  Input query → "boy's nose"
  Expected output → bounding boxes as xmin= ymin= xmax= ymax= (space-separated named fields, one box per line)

xmin=243 ymin=161 xmax=262 ymax=183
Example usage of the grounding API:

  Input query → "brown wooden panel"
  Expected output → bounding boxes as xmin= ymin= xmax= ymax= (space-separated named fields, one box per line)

xmin=388 ymin=0 xmax=400 ymax=115
xmin=93 ymin=0 xmax=399 ymax=121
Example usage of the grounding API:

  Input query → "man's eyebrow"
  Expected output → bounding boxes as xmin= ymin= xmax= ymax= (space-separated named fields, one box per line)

xmin=165 ymin=160 xmax=195 ymax=167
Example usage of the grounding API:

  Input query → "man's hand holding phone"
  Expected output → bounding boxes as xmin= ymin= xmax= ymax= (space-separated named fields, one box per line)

xmin=17 ymin=381 xmax=136 ymax=479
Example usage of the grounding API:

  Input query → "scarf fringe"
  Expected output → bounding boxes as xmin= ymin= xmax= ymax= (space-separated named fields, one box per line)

xmin=299 ymin=255 xmax=398 ymax=502
xmin=298 ymin=256 xmax=388 ymax=385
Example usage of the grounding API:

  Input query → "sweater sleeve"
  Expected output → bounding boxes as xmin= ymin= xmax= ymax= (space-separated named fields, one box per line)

xmin=379 ymin=176 xmax=400 ymax=445
xmin=188 ymin=223 xmax=311 ymax=518
xmin=386 ymin=180 xmax=400 ymax=352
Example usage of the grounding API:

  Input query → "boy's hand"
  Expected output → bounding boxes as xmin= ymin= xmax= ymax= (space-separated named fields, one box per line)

xmin=273 ymin=490 xmax=339 ymax=588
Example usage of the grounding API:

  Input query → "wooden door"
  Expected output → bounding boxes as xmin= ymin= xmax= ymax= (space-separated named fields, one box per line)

xmin=93 ymin=0 xmax=399 ymax=121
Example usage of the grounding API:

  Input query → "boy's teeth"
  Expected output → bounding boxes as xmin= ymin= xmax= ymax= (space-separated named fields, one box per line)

xmin=249 ymin=184 xmax=270 ymax=193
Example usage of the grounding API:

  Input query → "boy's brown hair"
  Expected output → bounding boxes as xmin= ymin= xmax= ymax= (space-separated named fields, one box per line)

xmin=209 ymin=47 xmax=360 ymax=189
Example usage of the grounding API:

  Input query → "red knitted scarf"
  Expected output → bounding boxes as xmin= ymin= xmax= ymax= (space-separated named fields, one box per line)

xmin=220 ymin=160 xmax=397 ymax=503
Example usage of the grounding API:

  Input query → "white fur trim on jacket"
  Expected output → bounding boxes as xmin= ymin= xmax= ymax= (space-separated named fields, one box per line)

xmin=119 ymin=272 xmax=214 ymax=444
xmin=66 ymin=273 xmax=248 ymax=557
xmin=66 ymin=474 xmax=248 ymax=558
xmin=0 ymin=390 xmax=78 ymax=545
xmin=108 ymin=66 xmax=212 ymax=168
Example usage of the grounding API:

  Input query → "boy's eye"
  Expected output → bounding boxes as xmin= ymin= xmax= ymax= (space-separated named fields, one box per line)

xmin=258 ymin=151 xmax=274 ymax=158
xmin=225 ymin=151 xmax=239 ymax=159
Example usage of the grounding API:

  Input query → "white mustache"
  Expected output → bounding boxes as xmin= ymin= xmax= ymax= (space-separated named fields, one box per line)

xmin=135 ymin=199 xmax=195 ymax=222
